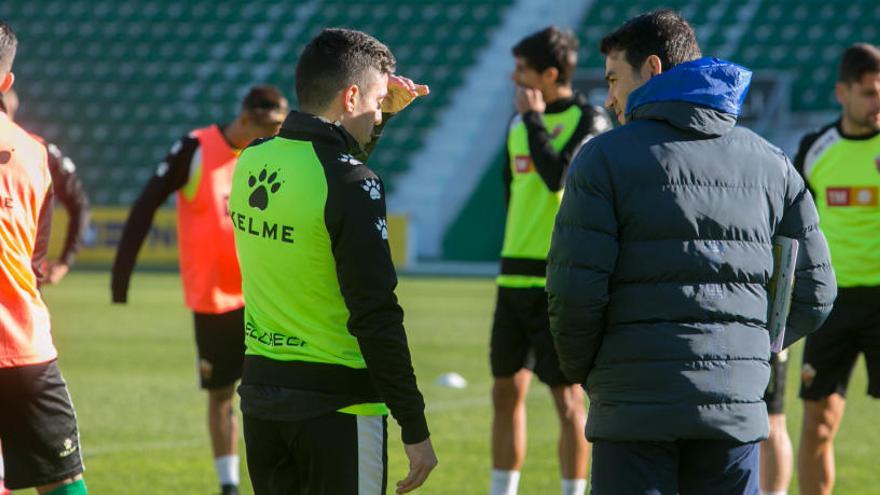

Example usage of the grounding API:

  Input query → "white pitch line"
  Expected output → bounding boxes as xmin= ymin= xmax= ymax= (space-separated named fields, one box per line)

xmin=79 ymin=389 xmax=547 ymax=456
xmin=83 ymin=437 xmax=204 ymax=457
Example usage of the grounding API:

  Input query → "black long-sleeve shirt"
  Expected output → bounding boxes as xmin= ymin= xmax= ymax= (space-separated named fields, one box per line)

xmin=110 ymin=132 xmax=208 ymax=303
xmin=42 ymin=140 xmax=89 ymax=266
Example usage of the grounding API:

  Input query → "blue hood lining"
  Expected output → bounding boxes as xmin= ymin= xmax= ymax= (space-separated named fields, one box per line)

xmin=625 ymin=58 xmax=752 ymax=118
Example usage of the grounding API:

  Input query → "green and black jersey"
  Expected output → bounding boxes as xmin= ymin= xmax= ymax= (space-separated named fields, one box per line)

xmin=499 ymin=92 xmax=611 ymax=288
xmin=230 ymin=111 xmax=428 ymax=444
xmin=794 ymin=120 xmax=880 ymax=288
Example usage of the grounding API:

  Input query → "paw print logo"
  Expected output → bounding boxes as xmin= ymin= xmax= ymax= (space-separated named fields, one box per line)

xmin=362 ymin=179 xmax=381 ymax=200
xmin=248 ymin=167 xmax=282 ymax=211
xmin=375 ymin=218 xmax=388 ymax=240
xmin=339 ymin=153 xmax=362 ymax=166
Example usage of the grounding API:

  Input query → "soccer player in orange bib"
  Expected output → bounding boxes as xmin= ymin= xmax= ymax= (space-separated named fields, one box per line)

xmin=111 ymin=85 xmax=288 ymax=495
xmin=0 ymin=21 xmax=88 ymax=495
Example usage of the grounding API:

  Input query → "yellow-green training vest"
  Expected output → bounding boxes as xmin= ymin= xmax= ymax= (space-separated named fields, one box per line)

xmin=229 ymin=135 xmax=387 ymax=416
xmin=499 ymin=104 xmax=584 ymax=288
xmin=800 ymin=123 xmax=880 ymax=287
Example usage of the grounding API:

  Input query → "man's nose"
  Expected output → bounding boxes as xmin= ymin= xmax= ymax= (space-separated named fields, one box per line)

xmin=604 ymin=92 xmax=614 ymax=110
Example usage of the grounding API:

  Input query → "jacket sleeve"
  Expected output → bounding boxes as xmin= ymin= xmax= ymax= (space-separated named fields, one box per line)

xmin=776 ymin=159 xmax=837 ymax=348
xmin=45 ymin=142 xmax=90 ymax=266
xmin=546 ymin=141 xmax=619 ymax=384
xmin=522 ymin=104 xmax=612 ymax=192
xmin=327 ymin=163 xmax=429 ymax=445
xmin=111 ymin=136 xmax=196 ymax=303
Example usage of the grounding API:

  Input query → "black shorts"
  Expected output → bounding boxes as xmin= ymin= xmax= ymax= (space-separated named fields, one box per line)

xmin=194 ymin=307 xmax=246 ymax=390
xmin=0 ymin=361 xmax=84 ymax=490
xmin=243 ymin=412 xmax=387 ymax=495
xmin=763 ymin=350 xmax=790 ymax=415
xmin=490 ymin=286 xmax=571 ymax=386
xmin=800 ymin=287 xmax=880 ymax=401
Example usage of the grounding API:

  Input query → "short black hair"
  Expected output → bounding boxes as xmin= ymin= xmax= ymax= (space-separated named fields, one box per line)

xmin=600 ymin=9 xmax=701 ymax=72
xmin=839 ymin=43 xmax=880 ymax=84
xmin=295 ymin=28 xmax=396 ymax=113
xmin=241 ymin=84 xmax=288 ymax=123
xmin=512 ymin=26 xmax=579 ymax=85
xmin=0 ymin=21 xmax=17 ymax=74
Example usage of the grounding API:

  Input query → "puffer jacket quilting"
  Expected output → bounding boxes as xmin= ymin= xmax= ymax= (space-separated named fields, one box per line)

xmin=547 ymin=58 xmax=837 ymax=443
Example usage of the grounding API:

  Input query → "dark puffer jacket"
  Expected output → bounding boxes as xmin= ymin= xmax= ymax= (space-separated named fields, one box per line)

xmin=547 ymin=58 xmax=837 ymax=443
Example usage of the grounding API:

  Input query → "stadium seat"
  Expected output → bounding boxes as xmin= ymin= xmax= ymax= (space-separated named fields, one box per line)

xmin=1 ymin=0 xmax=514 ymax=202
xmin=577 ymin=0 xmax=877 ymax=113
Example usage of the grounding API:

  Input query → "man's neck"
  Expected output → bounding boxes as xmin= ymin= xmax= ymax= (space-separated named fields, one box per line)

xmin=222 ymin=119 xmax=251 ymax=149
xmin=541 ymin=85 xmax=573 ymax=105
xmin=840 ymin=114 xmax=878 ymax=138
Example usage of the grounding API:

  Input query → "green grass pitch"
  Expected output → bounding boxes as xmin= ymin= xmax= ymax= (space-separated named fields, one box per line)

xmin=18 ymin=272 xmax=878 ymax=494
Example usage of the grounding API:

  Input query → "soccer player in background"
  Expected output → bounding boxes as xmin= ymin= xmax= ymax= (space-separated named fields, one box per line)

xmin=794 ymin=42 xmax=880 ymax=495
xmin=490 ymin=26 xmax=610 ymax=495
xmin=0 ymin=87 xmax=91 ymax=495
xmin=759 ymin=347 xmax=793 ymax=495
xmin=230 ymin=28 xmax=436 ymax=494
xmin=547 ymin=10 xmax=836 ymax=493
xmin=0 ymin=20 xmax=88 ymax=495
xmin=111 ymin=85 xmax=288 ymax=495
xmin=1 ymin=88 xmax=91 ymax=284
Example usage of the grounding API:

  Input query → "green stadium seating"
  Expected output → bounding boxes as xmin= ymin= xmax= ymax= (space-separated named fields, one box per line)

xmin=577 ymin=0 xmax=879 ymax=113
xmin=1 ymin=0 xmax=512 ymax=204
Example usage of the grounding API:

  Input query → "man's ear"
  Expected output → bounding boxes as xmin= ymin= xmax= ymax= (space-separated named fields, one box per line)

xmin=0 ymin=72 xmax=14 ymax=93
xmin=834 ymin=82 xmax=848 ymax=107
xmin=641 ymin=55 xmax=663 ymax=79
xmin=341 ymin=84 xmax=359 ymax=114
xmin=542 ymin=66 xmax=560 ymax=86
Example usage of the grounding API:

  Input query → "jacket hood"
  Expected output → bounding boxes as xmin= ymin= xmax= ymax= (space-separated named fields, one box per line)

xmin=625 ymin=58 xmax=752 ymax=136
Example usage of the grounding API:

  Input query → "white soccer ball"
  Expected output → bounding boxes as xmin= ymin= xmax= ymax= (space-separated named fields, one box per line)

xmin=436 ymin=372 xmax=467 ymax=389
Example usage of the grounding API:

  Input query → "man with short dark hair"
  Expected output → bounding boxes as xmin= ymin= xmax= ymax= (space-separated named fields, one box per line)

xmin=490 ymin=26 xmax=610 ymax=495
xmin=1 ymin=88 xmax=91 ymax=285
xmin=0 ymin=20 xmax=88 ymax=495
xmin=230 ymin=28 xmax=436 ymax=494
xmin=112 ymin=84 xmax=288 ymax=495
xmin=794 ymin=42 xmax=880 ymax=495
xmin=547 ymin=10 xmax=837 ymax=493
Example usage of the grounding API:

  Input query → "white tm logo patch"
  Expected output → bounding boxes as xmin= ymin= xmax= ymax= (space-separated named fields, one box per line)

xmin=375 ymin=218 xmax=388 ymax=240
xmin=362 ymin=179 xmax=381 ymax=200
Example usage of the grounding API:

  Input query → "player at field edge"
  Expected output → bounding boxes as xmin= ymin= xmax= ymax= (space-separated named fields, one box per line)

xmin=111 ymin=85 xmax=288 ymax=495
xmin=1 ymin=79 xmax=92 ymax=495
xmin=489 ymin=25 xmax=611 ymax=495
xmin=0 ymin=20 xmax=88 ymax=495
xmin=793 ymin=42 xmax=880 ymax=495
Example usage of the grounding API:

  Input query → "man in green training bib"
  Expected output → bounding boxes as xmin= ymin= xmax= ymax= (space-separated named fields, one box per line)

xmin=794 ymin=42 xmax=880 ymax=495
xmin=490 ymin=26 xmax=611 ymax=495
xmin=229 ymin=28 xmax=436 ymax=495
